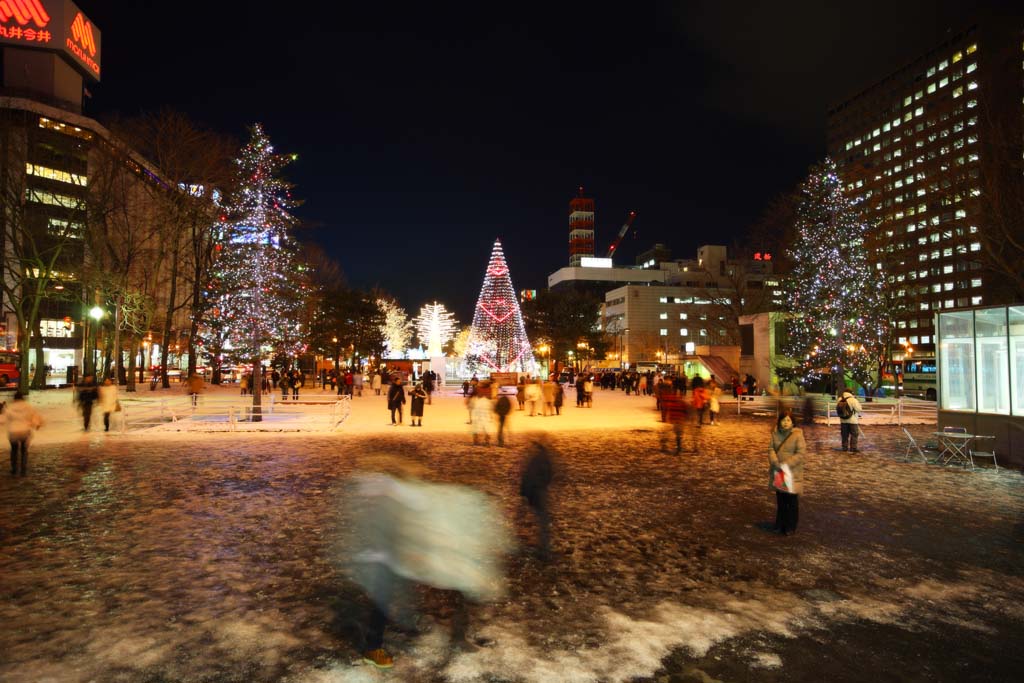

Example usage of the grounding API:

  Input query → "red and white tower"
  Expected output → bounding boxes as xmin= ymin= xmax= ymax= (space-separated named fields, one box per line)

xmin=568 ymin=186 xmax=595 ymax=267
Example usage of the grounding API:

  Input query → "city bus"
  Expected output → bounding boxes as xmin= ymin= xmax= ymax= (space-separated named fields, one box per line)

xmin=882 ymin=358 xmax=937 ymax=400
xmin=0 ymin=350 xmax=21 ymax=387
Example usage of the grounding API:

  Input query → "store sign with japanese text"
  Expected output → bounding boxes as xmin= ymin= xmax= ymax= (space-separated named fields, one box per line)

xmin=0 ymin=0 xmax=101 ymax=81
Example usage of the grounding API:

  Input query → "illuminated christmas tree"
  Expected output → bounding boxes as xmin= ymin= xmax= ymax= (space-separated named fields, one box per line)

xmin=464 ymin=240 xmax=537 ymax=375
xmin=202 ymin=124 xmax=305 ymax=415
xmin=781 ymin=158 xmax=887 ymax=392
xmin=414 ymin=302 xmax=459 ymax=357
xmin=377 ymin=297 xmax=413 ymax=357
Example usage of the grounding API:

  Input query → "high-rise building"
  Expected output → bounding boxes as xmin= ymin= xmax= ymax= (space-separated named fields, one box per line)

xmin=2 ymin=1 xmax=191 ymax=383
xmin=568 ymin=187 xmax=595 ymax=267
xmin=826 ymin=13 xmax=1024 ymax=362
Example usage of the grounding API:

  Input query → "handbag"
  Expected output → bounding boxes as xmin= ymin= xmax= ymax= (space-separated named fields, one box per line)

xmin=114 ymin=400 xmax=122 ymax=412
xmin=772 ymin=464 xmax=793 ymax=492
xmin=770 ymin=431 xmax=795 ymax=492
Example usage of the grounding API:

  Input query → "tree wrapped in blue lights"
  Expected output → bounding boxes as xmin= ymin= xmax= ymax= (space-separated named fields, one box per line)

xmin=202 ymin=124 xmax=306 ymax=415
xmin=464 ymin=240 xmax=537 ymax=375
xmin=781 ymin=158 xmax=887 ymax=393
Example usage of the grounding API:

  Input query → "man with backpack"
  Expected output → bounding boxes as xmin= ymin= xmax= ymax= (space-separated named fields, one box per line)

xmin=836 ymin=389 xmax=863 ymax=452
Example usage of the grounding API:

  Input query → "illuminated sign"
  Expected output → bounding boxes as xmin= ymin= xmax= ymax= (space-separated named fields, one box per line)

xmin=520 ymin=289 xmax=537 ymax=302
xmin=753 ymin=252 xmax=772 ymax=261
xmin=0 ymin=0 xmax=101 ymax=81
xmin=0 ymin=0 xmax=50 ymax=27
xmin=580 ymin=257 xmax=613 ymax=268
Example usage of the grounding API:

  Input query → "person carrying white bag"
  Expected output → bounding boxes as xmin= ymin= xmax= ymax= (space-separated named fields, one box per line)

xmin=768 ymin=411 xmax=806 ymax=536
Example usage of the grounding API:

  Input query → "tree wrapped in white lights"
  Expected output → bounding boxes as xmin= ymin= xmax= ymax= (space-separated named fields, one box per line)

xmin=202 ymin=124 xmax=304 ymax=419
xmin=415 ymin=302 xmax=459 ymax=356
xmin=781 ymin=158 xmax=887 ymax=393
xmin=377 ymin=298 xmax=413 ymax=357
xmin=464 ymin=239 xmax=537 ymax=375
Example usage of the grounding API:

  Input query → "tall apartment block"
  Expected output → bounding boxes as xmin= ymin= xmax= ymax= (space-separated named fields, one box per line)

xmin=826 ymin=14 xmax=1024 ymax=361
xmin=568 ymin=187 xmax=595 ymax=267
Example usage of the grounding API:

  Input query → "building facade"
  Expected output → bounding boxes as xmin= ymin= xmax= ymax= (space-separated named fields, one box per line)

xmin=602 ymin=245 xmax=780 ymax=370
xmin=826 ymin=13 xmax=1024 ymax=364
xmin=2 ymin=1 xmax=193 ymax=386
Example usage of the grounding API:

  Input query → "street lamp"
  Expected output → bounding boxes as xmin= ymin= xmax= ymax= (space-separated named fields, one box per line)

xmin=88 ymin=306 xmax=103 ymax=376
xmin=617 ymin=328 xmax=629 ymax=369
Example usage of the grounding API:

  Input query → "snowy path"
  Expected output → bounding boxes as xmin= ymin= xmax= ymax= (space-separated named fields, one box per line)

xmin=1 ymin=386 xmax=1021 ymax=682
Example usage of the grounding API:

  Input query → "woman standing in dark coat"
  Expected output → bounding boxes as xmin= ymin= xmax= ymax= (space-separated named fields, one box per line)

xmin=387 ymin=379 xmax=406 ymax=425
xmin=409 ymin=383 xmax=426 ymax=427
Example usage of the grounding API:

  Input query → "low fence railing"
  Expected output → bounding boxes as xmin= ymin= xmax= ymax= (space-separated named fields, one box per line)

xmin=726 ymin=395 xmax=936 ymax=426
xmin=120 ymin=395 xmax=350 ymax=432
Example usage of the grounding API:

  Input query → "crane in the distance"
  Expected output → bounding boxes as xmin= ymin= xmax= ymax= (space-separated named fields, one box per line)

xmin=605 ymin=210 xmax=638 ymax=259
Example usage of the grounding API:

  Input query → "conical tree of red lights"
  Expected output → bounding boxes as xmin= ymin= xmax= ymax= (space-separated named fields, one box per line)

xmin=464 ymin=240 xmax=537 ymax=375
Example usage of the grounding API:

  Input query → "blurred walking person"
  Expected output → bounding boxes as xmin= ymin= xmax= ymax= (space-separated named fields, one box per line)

xmin=519 ymin=439 xmax=555 ymax=560
xmin=707 ymin=378 xmax=722 ymax=426
xmin=98 ymin=378 xmax=119 ymax=432
xmin=343 ymin=456 xmax=511 ymax=667
xmin=2 ymin=392 xmax=42 ymax=475
xmin=659 ymin=390 xmax=690 ymax=455
xmin=525 ymin=379 xmax=541 ymax=416
xmin=768 ymin=411 xmax=806 ymax=535
xmin=494 ymin=390 xmax=512 ymax=446
xmin=471 ymin=381 xmax=494 ymax=445
xmin=422 ymin=371 xmax=434 ymax=404
xmin=541 ymin=380 xmax=555 ymax=416
xmin=76 ymin=374 xmax=98 ymax=431
xmin=692 ymin=376 xmax=708 ymax=426
xmin=372 ymin=371 xmax=383 ymax=396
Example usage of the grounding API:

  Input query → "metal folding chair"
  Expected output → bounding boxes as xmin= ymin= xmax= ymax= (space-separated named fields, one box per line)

xmin=902 ymin=427 xmax=934 ymax=463
xmin=969 ymin=435 xmax=998 ymax=470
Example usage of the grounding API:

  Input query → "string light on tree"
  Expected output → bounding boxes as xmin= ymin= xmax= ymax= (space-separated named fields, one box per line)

xmin=414 ymin=302 xmax=459 ymax=357
xmin=377 ymin=298 xmax=413 ymax=358
xmin=200 ymin=123 xmax=305 ymax=412
xmin=781 ymin=157 xmax=887 ymax=392
xmin=464 ymin=239 xmax=537 ymax=375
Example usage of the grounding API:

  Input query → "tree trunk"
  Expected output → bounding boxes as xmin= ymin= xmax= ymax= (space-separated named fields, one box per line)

xmin=126 ymin=336 xmax=138 ymax=393
xmin=250 ymin=352 xmax=262 ymax=422
xmin=30 ymin=321 xmax=45 ymax=390
xmin=113 ymin=295 xmax=123 ymax=385
xmin=161 ymin=246 xmax=180 ymax=389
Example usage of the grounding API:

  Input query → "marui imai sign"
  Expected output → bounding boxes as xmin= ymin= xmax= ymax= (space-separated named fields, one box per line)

xmin=0 ymin=0 xmax=101 ymax=81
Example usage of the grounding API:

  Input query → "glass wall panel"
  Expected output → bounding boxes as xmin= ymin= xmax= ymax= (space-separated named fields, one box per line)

xmin=939 ymin=310 xmax=975 ymax=410
xmin=975 ymin=307 xmax=1009 ymax=414
xmin=1011 ymin=306 xmax=1024 ymax=417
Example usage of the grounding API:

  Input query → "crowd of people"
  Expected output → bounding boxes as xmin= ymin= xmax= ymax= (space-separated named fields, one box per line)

xmin=1 ymin=361 xmax=872 ymax=671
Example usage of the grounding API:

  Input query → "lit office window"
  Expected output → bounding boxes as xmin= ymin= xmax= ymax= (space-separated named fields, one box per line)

xmin=659 ymin=329 xmax=668 ymax=336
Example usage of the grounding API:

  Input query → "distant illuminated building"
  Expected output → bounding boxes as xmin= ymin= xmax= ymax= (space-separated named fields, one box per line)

xmin=568 ymin=187 xmax=595 ymax=267
xmin=826 ymin=12 xmax=1024 ymax=360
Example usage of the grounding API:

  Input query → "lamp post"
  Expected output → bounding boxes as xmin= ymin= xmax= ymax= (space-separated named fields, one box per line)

xmin=88 ymin=306 xmax=103 ymax=376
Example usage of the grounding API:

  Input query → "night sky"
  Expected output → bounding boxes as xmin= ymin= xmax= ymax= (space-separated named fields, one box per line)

xmin=81 ymin=1 xmax=1001 ymax=322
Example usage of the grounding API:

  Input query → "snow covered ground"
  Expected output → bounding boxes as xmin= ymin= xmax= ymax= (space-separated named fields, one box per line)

xmin=0 ymin=384 xmax=1021 ymax=682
